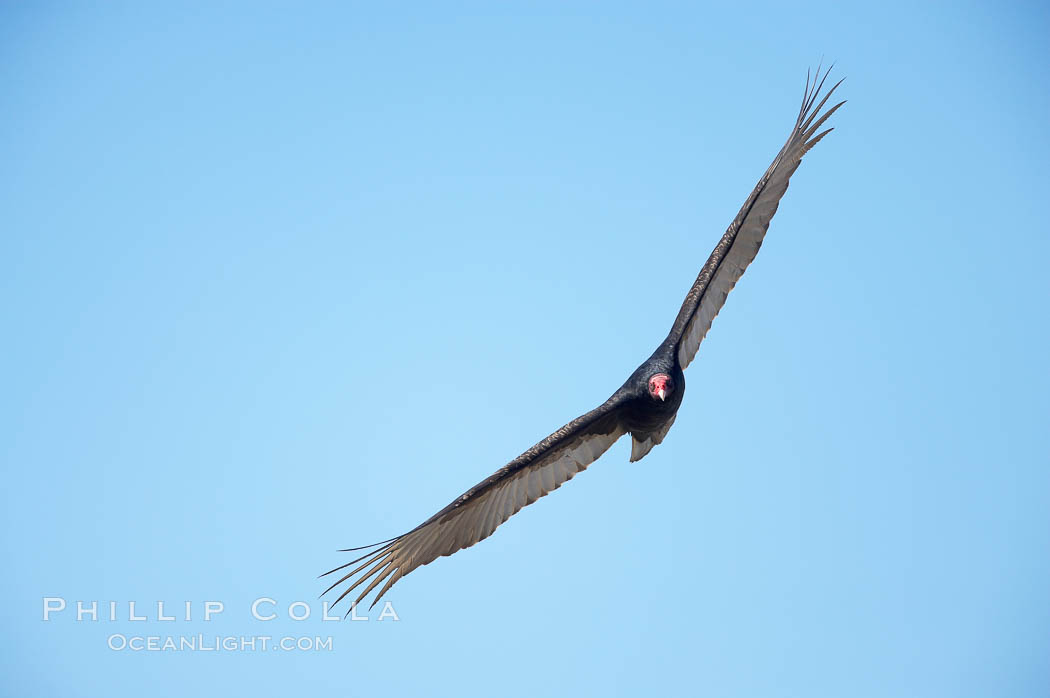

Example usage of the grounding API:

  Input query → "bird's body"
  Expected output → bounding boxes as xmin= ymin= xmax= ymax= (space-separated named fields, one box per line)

xmin=619 ymin=345 xmax=685 ymax=458
xmin=323 ymin=67 xmax=845 ymax=611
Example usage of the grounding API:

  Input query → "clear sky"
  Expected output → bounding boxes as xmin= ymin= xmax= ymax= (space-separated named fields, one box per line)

xmin=2 ymin=2 xmax=1048 ymax=696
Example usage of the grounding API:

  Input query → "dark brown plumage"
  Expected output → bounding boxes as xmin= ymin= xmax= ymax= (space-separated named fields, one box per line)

xmin=322 ymin=67 xmax=845 ymax=611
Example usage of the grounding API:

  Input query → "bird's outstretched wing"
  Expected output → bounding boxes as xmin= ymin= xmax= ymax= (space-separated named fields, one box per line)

xmin=667 ymin=67 xmax=845 ymax=369
xmin=322 ymin=398 xmax=625 ymax=610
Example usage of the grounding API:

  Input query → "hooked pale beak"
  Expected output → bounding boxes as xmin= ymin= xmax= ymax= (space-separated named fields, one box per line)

xmin=657 ymin=388 xmax=666 ymax=401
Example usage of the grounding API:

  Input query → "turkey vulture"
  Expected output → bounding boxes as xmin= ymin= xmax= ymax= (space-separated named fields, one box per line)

xmin=322 ymin=67 xmax=844 ymax=611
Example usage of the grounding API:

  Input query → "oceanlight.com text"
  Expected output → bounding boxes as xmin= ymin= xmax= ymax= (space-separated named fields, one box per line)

xmin=106 ymin=634 xmax=334 ymax=652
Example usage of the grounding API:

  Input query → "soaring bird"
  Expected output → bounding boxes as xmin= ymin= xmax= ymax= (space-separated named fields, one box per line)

xmin=323 ymin=67 xmax=844 ymax=611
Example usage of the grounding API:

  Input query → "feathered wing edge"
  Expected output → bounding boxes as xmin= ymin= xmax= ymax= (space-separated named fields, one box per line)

xmin=320 ymin=401 xmax=625 ymax=612
xmin=669 ymin=65 xmax=845 ymax=369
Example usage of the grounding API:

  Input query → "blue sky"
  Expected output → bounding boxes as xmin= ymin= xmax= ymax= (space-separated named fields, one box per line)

xmin=2 ymin=2 xmax=1048 ymax=696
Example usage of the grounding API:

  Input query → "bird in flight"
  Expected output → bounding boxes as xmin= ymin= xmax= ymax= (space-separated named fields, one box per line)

xmin=323 ymin=67 xmax=844 ymax=611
